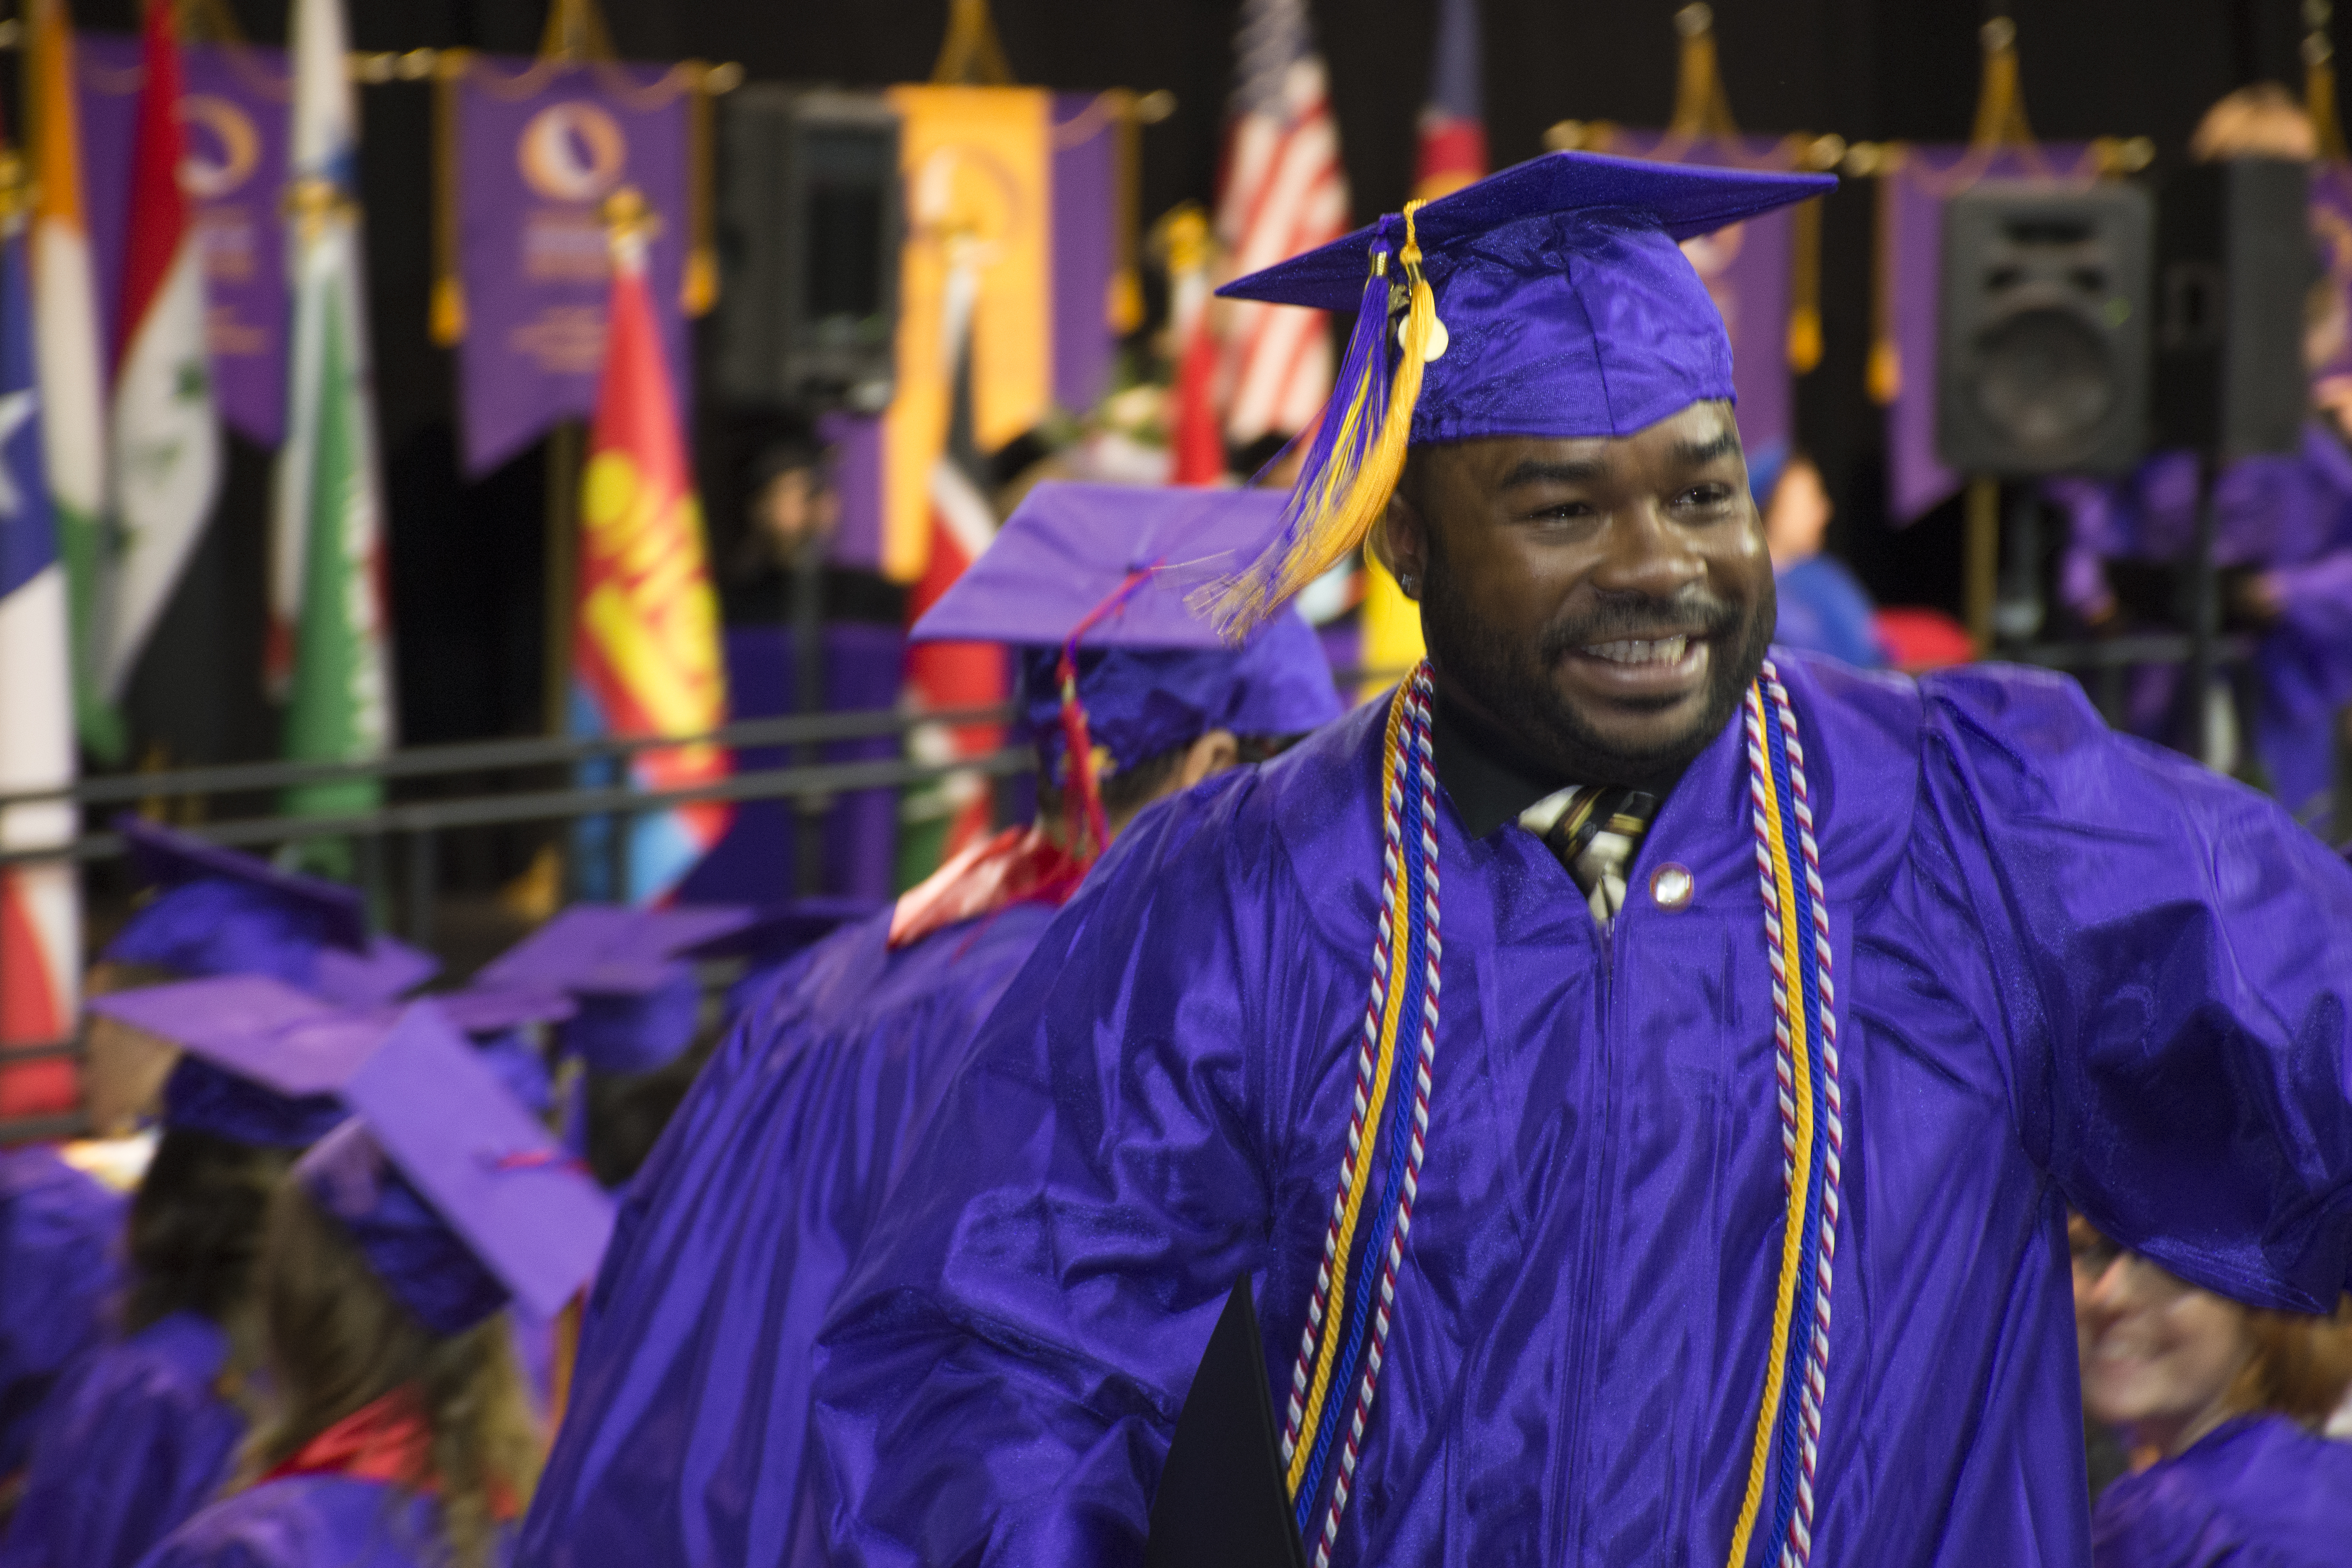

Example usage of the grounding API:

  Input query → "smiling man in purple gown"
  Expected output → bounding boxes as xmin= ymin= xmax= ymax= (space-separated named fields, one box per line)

xmin=804 ymin=152 xmax=2352 ymax=1568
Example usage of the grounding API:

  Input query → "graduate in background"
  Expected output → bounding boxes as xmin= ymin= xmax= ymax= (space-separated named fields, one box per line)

xmin=0 ymin=1146 xmax=123 ymax=1487
xmin=805 ymin=153 xmax=2352 ymax=1568
xmin=518 ymin=482 xmax=1343 ymax=1568
xmin=135 ymin=1004 xmax=610 ymax=1568
xmin=2073 ymin=1217 xmax=2352 ymax=1568
xmin=0 ymin=982 xmax=360 ymax=1568
xmin=1753 ymin=448 xmax=1886 ymax=669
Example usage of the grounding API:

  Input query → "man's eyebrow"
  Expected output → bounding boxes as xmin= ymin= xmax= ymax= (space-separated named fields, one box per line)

xmin=1670 ymin=432 xmax=1743 ymax=467
xmin=1497 ymin=457 xmax=1605 ymax=489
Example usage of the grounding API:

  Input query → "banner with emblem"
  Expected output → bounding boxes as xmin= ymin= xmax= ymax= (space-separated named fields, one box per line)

xmin=77 ymin=34 xmax=290 ymax=448
xmin=437 ymin=53 xmax=702 ymax=477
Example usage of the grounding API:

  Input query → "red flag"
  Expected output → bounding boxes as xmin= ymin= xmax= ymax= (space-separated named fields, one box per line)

xmin=573 ymin=197 xmax=731 ymax=903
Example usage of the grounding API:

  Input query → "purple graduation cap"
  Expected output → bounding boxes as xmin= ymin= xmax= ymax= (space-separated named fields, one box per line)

xmin=295 ymin=1002 xmax=614 ymax=1335
xmin=105 ymin=818 xmax=439 ymax=1006
xmin=432 ymin=982 xmax=575 ymax=1116
xmin=85 ymin=975 xmax=388 ymax=1147
xmin=473 ymin=905 xmax=753 ymax=1075
xmin=911 ymin=482 xmax=1344 ymax=853
xmin=1205 ymin=149 xmax=1834 ymax=635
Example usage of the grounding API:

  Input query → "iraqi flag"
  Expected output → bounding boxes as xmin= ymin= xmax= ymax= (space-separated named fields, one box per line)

xmin=0 ymin=180 xmax=82 ymax=1116
xmin=572 ymin=195 xmax=731 ymax=905
xmin=103 ymin=0 xmax=221 ymax=701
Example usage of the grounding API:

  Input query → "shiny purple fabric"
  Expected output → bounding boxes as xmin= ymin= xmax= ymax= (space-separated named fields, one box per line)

xmin=0 ymin=1312 xmax=243 ymax=1568
xmin=808 ymin=652 xmax=2352 ymax=1568
xmin=101 ymin=880 xmax=436 ymax=1007
xmin=0 ymin=1149 xmax=123 ymax=1475
xmin=134 ymin=1474 xmax=513 ymax=1568
xmin=2045 ymin=421 xmax=2352 ymax=833
xmin=516 ymin=902 xmax=1059 ymax=1568
xmin=298 ymin=1120 xmax=510 ymax=1338
xmin=2091 ymin=1415 xmax=2352 ymax=1568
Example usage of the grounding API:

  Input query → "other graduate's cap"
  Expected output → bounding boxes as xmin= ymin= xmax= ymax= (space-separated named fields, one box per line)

xmin=432 ymin=983 xmax=575 ymax=1116
xmin=295 ymin=1002 xmax=614 ymax=1336
xmin=86 ymin=975 xmax=381 ymax=1147
xmin=105 ymin=818 xmax=438 ymax=1004
xmin=473 ymin=905 xmax=752 ymax=1075
xmin=1207 ymin=151 xmax=1834 ymax=634
xmin=910 ymin=482 xmax=1343 ymax=856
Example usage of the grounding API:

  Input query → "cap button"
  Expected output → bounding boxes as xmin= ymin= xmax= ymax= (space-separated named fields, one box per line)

xmin=1649 ymin=862 xmax=1694 ymax=911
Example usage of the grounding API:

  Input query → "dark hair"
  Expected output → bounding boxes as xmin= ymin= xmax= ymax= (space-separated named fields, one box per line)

xmin=583 ymin=1040 xmax=713 ymax=1191
xmin=245 ymin=1181 xmax=539 ymax=1568
xmin=2236 ymin=1299 xmax=2352 ymax=1426
xmin=1035 ymin=742 xmax=1191 ymax=826
xmin=123 ymin=1129 xmax=289 ymax=1350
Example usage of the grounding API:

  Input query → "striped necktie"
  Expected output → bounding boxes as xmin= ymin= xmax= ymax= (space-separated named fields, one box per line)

xmin=1519 ymin=784 xmax=1659 ymax=924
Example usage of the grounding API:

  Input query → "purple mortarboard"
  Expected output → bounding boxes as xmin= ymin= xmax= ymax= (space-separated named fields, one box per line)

xmin=1205 ymin=151 xmax=1833 ymax=634
xmin=86 ymin=975 xmax=385 ymax=1147
xmin=474 ymin=905 xmax=752 ymax=1075
xmin=910 ymin=483 xmax=1344 ymax=791
xmin=105 ymin=818 xmax=439 ymax=1003
xmin=433 ymin=984 xmax=575 ymax=1117
xmin=296 ymin=1002 xmax=613 ymax=1336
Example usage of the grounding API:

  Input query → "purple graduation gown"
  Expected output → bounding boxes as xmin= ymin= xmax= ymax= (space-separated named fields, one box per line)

xmin=129 ymin=1475 xmax=512 ymax=1568
xmin=0 ymin=1148 xmax=123 ymax=1475
xmin=517 ymin=901 xmax=1062 ymax=1568
xmin=2050 ymin=422 xmax=2352 ymax=831
xmin=0 ymin=1312 xmax=244 ymax=1568
xmin=808 ymin=652 xmax=2352 ymax=1568
xmin=2092 ymin=1415 xmax=2352 ymax=1568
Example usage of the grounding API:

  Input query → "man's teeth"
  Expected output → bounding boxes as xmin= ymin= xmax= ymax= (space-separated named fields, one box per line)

xmin=1583 ymin=635 xmax=1690 ymax=665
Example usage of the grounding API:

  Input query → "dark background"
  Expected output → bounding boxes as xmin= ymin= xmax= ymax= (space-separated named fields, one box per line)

xmin=56 ymin=0 xmax=2343 ymax=759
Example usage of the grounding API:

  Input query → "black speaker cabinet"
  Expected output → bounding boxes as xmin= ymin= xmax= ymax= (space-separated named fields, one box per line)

xmin=715 ymin=87 xmax=902 ymax=414
xmin=2151 ymin=158 xmax=2312 ymax=462
xmin=1938 ymin=181 xmax=2153 ymax=477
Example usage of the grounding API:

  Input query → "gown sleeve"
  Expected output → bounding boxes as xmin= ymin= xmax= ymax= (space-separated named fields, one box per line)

xmin=1916 ymin=664 xmax=2352 ymax=1309
xmin=802 ymin=779 xmax=1292 ymax=1568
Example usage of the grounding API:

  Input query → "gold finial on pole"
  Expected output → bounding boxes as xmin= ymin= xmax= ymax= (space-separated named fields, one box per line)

xmin=932 ymin=0 xmax=1015 ymax=86
xmin=2308 ymin=0 xmax=2348 ymax=161
xmin=1970 ymin=15 xmax=2035 ymax=149
xmin=1669 ymin=4 xmax=1739 ymax=140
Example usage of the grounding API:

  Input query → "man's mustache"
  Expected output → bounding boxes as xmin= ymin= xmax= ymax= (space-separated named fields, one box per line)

xmin=1537 ymin=593 xmax=1744 ymax=662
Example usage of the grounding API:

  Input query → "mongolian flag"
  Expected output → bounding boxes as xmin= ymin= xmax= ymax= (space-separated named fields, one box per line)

xmin=274 ymin=0 xmax=392 ymax=859
xmin=103 ymin=0 xmax=221 ymax=701
xmin=0 ymin=172 xmax=82 ymax=1116
xmin=573 ymin=194 xmax=731 ymax=905
xmin=28 ymin=0 xmax=121 ymax=764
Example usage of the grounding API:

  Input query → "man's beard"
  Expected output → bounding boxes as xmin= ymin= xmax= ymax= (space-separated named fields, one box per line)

xmin=1419 ymin=552 xmax=1775 ymax=789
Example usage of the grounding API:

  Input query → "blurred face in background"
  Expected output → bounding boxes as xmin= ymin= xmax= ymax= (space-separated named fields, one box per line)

xmin=2072 ymin=1216 xmax=2256 ymax=1458
xmin=1762 ymin=456 xmax=1833 ymax=570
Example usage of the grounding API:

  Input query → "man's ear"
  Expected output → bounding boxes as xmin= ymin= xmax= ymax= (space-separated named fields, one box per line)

xmin=1373 ymin=477 xmax=1430 ymax=602
xmin=1179 ymin=728 xmax=1241 ymax=789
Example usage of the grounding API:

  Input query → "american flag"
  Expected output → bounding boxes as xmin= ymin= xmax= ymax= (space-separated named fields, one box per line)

xmin=1214 ymin=0 xmax=1350 ymax=448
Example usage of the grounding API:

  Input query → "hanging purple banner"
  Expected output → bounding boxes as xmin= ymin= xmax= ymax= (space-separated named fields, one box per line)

xmin=448 ymin=54 xmax=696 ymax=477
xmin=2306 ymin=162 xmax=2352 ymax=409
xmin=1874 ymin=142 xmax=2105 ymax=524
xmin=1589 ymin=130 xmax=1806 ymax=474
xmin=1050 ymin=92 xmax=1119 ymax=416
xmin=78 ymin=34 xmax=291 ymax=448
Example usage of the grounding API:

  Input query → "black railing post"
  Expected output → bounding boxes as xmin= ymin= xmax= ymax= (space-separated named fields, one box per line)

xmin=407 ymin=828 xmax=437 ymax=950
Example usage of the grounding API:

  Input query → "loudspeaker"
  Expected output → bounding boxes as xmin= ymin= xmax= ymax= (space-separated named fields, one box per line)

xmin=2151 ymin=158 xmax=2312 ymax=461
xmin=1938 ymin=181 xmax=2153 ymax=476
xmin=716 ymin=87 xmax=902 ymax=414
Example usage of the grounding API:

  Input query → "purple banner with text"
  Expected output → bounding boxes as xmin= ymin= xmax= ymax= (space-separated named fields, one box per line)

xmin=447 ymin=53 xmax=695 ymax=477
xmin=79 ymin=34 xmax=290 ymax=447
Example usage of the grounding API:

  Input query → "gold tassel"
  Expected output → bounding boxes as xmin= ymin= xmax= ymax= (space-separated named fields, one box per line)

xmin=683 ymin=62 xmax=719 ymax=315
xmin=1109 ymin=90 xmax=1146 ymax=334
xmin=2310 ymin=20 xmax=2349 ymax=162
xmin=1866 ymin=143 xmax=1900 ymax=405
xmin=1209 ymin=202 xmax=1437 ymax=637
xmin=1786 ymin=179 xmax=1822 ymax=374
xmin=430 ymin=48 xmax=469 ymax=345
